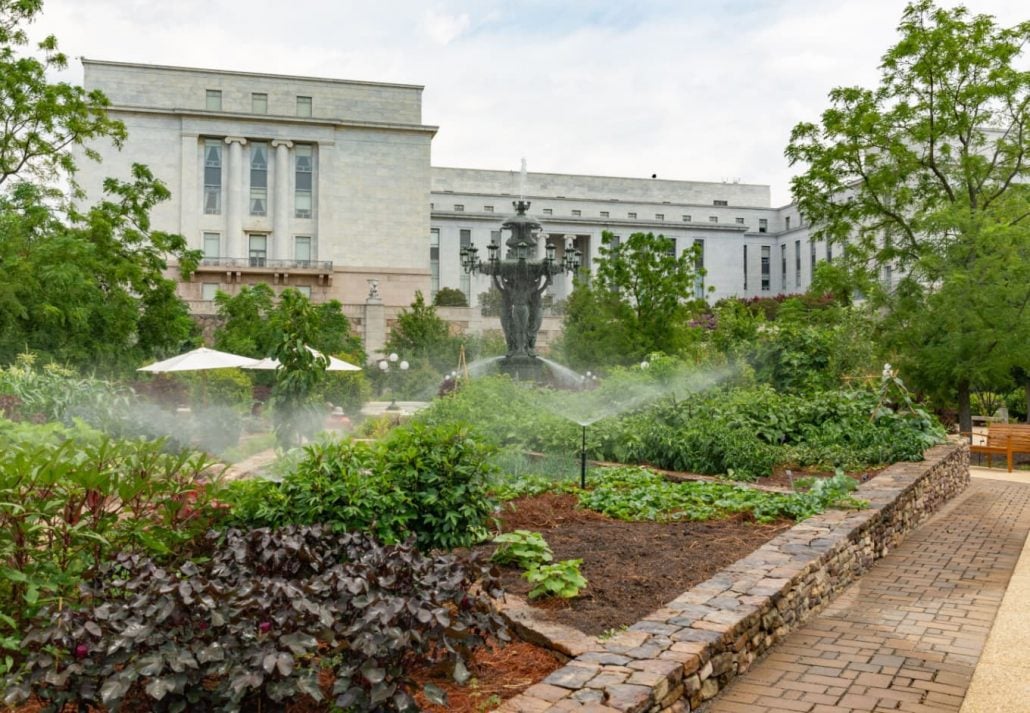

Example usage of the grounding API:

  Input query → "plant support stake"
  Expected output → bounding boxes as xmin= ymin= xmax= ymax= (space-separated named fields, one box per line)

xmin=580 ymin=424 xmax=587 ymax=489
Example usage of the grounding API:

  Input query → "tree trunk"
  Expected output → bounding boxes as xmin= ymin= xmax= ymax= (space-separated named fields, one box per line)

xmin=957 ymin=380 xmax=972 ymax=435
xmin=1025 ymin=381 xmax=1030 ymax=424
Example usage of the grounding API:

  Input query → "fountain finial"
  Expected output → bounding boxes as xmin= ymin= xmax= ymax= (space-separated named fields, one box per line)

xmin=519 ymin=157 xmax=527 ymax=201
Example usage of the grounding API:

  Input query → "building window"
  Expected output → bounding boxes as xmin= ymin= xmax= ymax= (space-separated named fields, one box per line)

xmin=811 ymin=241 xmax=817 ymax=273
xmin=295 ymin=236 xmax=312 ymax=264
xmin=682 ymin=215 xmax=692 ymax=222
xmin=735 ymin=217 xmax=745 ymax=225
xmin=202 ymin=232 xmax=220 ymax=259
xmin=430 ymin=228 xmax=440 ymax=296
xmin=249 ymin=142 xmax=268 ymax=216
xmin=205 ymin=89 xmax=222 ymax=111
xmin=296 ymin=286 xmax=312 ymax=298
xmin=655 ymin=213 xmax=664 ymax=221
xmin=252 ymin=92 xmax=268 ymax=114
xmin=743 ymin=245 xmax=748 ymax=291
xmin=454 ymin=204 xmax=464 ymax=212
xmin=759 ymin=218 xmax=768 ymax=233
xmin=761 ymin=246 xmax=770 ymax=291
xmin=542 ymin=208 xmax=552 ymax=215
xmin=628 ymin=212 xmax=637 ymax=219
xmin=484 ymin=205 xmax=494 ymax=212
xmin=201 ymin=283 xmax=219 ymax=301
xmin=781 ymin=244 xmax=787 ymax=291
xmin=795 ymin=240 xmax=802 ymax=286
xmin=713 ymin=199 xmax=728 ymax=206
xmin=709 ymin=216 xmax=718 ymax=223
xmin=883 ymin=263 xmax=893 ymax=288
xmin=785 ymin=216 xmax=791 ymax=230
xmin=572 ymin=209 xmax=581 ymax=217
xmin=693 ymin=239 xmax=705 ymax=299
xmin=665 ymin=237 xmax=677 ymax=257
xmin=295 ymin=145 xmax=313 ymax=218
xmin=827 ymin=241 xmax=833 ymax=263
xmin=296 ymin=95 xmax=312 ymax=117
xmin=203 ymin=140 xmax=222 ymax=215
xmin=600 ymin=211 xmax=609 ymax=218
xmin=249 ymin=234 xmax=268 ymax=267
xmin=459 ymin=229 xmax=472 ymax=302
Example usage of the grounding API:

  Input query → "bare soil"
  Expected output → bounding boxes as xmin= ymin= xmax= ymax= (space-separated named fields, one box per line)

xmin=478 ymin=493 xmax=793 ymax=636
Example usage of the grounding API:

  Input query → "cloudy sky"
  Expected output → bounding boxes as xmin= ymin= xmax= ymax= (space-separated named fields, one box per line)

xmin=34 ymin=0 xmax=1027 ymax=205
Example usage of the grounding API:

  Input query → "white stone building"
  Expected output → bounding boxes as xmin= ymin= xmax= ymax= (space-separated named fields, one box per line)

xmin=430 ymin=168 xmax=830 ymax=307
xmin=76 ymin=60 xmax=843 ymax=348
xmin=77 ymin=59 xmax=436 ymax=314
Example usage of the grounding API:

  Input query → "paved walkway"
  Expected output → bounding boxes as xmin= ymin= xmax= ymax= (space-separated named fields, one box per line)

xmin=705 ymin=472 xmax=1030 ymax=713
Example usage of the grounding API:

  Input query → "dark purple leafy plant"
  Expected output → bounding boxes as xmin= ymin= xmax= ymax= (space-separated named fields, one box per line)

xmin=4 ymin=525 xmax=507 ymax=712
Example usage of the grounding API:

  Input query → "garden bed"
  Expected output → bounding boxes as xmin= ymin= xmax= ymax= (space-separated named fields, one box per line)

xmin=479 ymin=493 xmax=793 ymax=636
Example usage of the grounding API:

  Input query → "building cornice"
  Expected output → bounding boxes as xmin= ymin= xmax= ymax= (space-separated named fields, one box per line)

xmin=430 ymin=190 xmax=773 ymax=212
xmin=108 ymin=105 xmax=439 ymax=136
xmin=430 ymin=211 xmax=750 ymax=232
xmin=82 ymin=58 xmax=425 ymax=92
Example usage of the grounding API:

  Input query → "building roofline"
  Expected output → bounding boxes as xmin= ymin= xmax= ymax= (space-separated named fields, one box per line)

xmin=81 ymin=58 xmax=425 ymax=92
xmin=107 ymin=105 xmax=438 ymax=136
xmin=431 ymin=165 xmax=770 ymax=190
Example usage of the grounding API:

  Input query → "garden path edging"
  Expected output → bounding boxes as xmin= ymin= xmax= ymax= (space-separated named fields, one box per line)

xmin=494 ymin=443 xmax=970 ymax=713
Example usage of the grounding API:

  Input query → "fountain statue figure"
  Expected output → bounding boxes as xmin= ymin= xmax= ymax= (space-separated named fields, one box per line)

xmin=460 ymin=200 xmax=581 ymax=380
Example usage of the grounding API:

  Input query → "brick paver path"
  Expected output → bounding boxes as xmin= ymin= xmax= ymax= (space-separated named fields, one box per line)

xmin=705 ymin=478 xmax=1030 ymax=713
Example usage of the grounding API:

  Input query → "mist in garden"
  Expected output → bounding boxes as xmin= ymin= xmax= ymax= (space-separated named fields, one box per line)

xmin=539 ymin=362 xmax=741 ymax=427
xmin=67 ymin=396 xmax=257 ymax=461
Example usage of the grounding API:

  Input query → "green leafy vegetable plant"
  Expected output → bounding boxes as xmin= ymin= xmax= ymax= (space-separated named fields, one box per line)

xmin=491 ymin=530 xmax=553 ymax=570
xmin=524 ymin=559 xmax=587 ymax=599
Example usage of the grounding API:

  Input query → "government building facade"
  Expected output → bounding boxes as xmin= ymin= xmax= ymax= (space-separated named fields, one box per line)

xmin=77 ymin=60 xmax=835 ymax=339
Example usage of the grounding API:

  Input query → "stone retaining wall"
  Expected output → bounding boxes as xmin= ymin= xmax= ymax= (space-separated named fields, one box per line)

xmin=496 ymin=443 xmax=969 ymax=713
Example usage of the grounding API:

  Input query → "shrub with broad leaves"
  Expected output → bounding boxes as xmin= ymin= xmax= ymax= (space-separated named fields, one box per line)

xmin=5 ymin=525 xmax=508 ymax=713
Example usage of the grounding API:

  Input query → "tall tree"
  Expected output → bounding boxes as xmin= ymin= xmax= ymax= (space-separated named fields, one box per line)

xmin=561 ymin=231 xmax=704 ymax=367
xmin=786 ymin=1 xmax=1030 ymax=431
xmin=0 ymin=166 xmax=200 ymax=369
xmin=0 ymin=0 xmax=125 ymax=189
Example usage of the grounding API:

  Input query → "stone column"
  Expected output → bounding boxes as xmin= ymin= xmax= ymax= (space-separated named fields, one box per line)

xmin=363 ymin=279 xmax=387 ymax=363
xmin=224 ymin=136 xmax=247 ymax=259
xmin=271 ymin=139 xmax=293 ymax=260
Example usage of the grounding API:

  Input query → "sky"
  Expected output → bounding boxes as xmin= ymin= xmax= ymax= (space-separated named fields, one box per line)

xmin=33 ymin=0 xmax=1029 ymax=206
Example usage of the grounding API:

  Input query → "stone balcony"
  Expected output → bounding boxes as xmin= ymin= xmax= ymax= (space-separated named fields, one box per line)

xmin=195 ymin=257 xmax=334 ymax=284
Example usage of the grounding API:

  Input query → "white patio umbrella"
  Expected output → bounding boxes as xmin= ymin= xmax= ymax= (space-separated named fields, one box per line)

xmin=243 ymin=346 xmax=361 ymax=372
xmin=137 ymin=347 xmax=259 ymax=373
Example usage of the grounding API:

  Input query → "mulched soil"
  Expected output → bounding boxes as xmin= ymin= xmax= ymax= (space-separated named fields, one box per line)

xmin=477 ymin=493 xmax=794 ymax=636
xmin=410 ymin=638 xmax=563 ymax=713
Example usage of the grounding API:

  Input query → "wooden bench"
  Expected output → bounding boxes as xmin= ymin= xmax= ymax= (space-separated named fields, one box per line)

xmin=965 ymin=423 xmax=1030 ymax=472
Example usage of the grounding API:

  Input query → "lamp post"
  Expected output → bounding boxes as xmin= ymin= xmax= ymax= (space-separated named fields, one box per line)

xmin=378 ymin=352 xmax=409 ymax=411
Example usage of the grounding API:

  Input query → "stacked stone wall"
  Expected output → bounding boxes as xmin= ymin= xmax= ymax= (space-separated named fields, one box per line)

xmin=497 ymin=443 xmax=969 ymax=713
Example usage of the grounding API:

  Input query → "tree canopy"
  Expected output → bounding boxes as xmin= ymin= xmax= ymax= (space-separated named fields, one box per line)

xmin=213 ymin=284 xmax=362 ymax=360
xmin=786 ymin=0 xmax=1030 ymax=429
xmin=560 ymin=231 xmax=704 ymax=368
xmin=0 ymin=0 xmax=125 ymax=189
xmin=0 ymin=1 xmax=197 ymax=372
xmin=0 ymin=167 xmax=200 ymax=369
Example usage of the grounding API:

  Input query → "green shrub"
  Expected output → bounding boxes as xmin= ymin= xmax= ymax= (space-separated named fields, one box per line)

xmin=181 ymin=367 xmax=253 ymax=408
xmin=433 ymin=286 xmax=469 ymax=307
xmin=223 ymin=422 xmax=497 ymax=551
